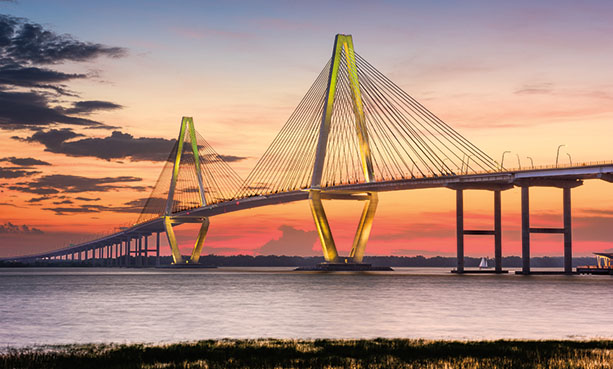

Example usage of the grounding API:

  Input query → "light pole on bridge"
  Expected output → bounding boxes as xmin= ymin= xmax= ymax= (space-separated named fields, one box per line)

xmin=500 ymin=151 xmax=511 ymax=170
xmin=556 ymin=144 xmax=566 ymax=167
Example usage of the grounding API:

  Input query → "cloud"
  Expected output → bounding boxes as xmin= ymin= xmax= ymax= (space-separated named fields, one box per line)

xmin=64 ymin=100 xmax=122 ymax=115
xmin=8 ymin=174 xmax=144 ymax=195
xmin=21 ymin=129 xmax=176 ymax=161
xmin=26 ymin=196 xmax=49 ymax=203
xmin=52 ymin=199 xmax=72 ymax=205
xmin=218 ymin=154 xmax=248 ymax=163
xmin=14 ymin=127 xmax=244 ymax=165
xmin=43 ymin=196 xmax=162 ymax=215
xmin=23 ymin=195 xmax=101 ymax=205
xmin=0 ymin=222 xmax=43 ymax=234
xmin=0 ymin=156 xmax=50 ymax=166
xmin=74 ymin=196 xmax=100 ymax=202
xmin=580 ymin=209 xmax=613 ymax=217
xmin=20 ymin=128 xmax=84 ymax=148
xmin=0 ymin=14 xmax=125 ymax=65
xmin=0 ymin=14 xmax=125 ymax=130
xmin=0 ymin=65 xmax=85 ymax=94
xmin=256 ymin=225 xmax=318 ymax=256
xmin=0 ymin=90 xmax=108 ymax=128
xmin=515 ymin=82 xmax=554 ymax=95
xmin=0 ymin=166 xmax=40 ymax=178
xmin=43 ymin=206 xmax=98 ymax=215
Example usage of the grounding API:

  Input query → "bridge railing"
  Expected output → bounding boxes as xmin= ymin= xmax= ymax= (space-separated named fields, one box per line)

xmin=496 ymin=160 xmax=613 ymax=174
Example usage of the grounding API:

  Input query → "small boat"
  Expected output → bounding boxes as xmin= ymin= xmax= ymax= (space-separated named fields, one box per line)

xmin=478 ymin=257 xmax=489 ymax=269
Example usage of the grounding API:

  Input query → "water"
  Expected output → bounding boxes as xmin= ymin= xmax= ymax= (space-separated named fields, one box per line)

xmin=1 ymin=267 xmax=611 ymax=347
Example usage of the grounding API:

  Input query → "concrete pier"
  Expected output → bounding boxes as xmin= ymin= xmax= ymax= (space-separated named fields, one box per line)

xmin=456 ymin=189 xmax=464 ymax=273
xmin=518 ymin=179 xmax=582 ymax=274
xmin=450 ymin=183 xmax=511 ymax=273
xmin=521 ymin=186 xmax=530 ymax=274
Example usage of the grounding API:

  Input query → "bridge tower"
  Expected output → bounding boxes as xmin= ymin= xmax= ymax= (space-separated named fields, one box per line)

xmin=310 ymin=34 xmax=378 ymax=264
xmin=163 ymin=117 xmax=210 ymax=264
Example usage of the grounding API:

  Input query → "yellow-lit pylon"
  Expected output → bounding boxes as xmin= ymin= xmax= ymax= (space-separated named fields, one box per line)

xmin=309 ymin=34 xmax=378 ymax=263
xmin=163 ymin=116 xmax=210 ymax=264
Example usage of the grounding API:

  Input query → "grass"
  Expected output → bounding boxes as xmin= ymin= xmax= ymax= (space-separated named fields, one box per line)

xmin=2 ymin=339 xmax=613 ymax=369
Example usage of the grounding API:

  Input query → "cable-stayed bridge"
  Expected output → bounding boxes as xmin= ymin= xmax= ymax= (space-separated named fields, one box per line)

xmin=5 ymin=34 xmax=613 ymax=274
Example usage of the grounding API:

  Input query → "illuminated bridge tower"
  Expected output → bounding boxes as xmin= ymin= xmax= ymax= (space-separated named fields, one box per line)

xmin=163 ymin=117 xmax=210 ymax=264
xmin=310 ymin=34 xmax=377 ymax=264
xmin=137 ymin=116 xmax=243 ymax=265
xmin=235 ymin=33 xmax=500 ymax=266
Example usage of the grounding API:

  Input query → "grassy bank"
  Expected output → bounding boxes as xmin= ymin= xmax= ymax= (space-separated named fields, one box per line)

xmin=2 ymin=339 xmax=612 ymax=368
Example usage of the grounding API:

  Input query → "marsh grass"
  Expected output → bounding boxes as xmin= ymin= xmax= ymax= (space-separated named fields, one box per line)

xmin=2 ymin=339 xmax=612 ymax=369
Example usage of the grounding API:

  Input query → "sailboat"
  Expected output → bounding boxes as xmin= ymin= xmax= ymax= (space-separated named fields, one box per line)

xmin=479 ymin=257 xmax=489 ymax=269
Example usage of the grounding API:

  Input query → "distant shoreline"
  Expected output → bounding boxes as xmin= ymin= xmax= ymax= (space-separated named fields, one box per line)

xmin=3 ymin=339 xmax=612 ymax=368
xmin=0 ymin=254 xmax=599 ymax=268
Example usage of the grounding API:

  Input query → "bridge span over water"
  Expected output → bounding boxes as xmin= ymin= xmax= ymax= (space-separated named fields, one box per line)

xmin=4 ymin=34 xmax=613 ymax=274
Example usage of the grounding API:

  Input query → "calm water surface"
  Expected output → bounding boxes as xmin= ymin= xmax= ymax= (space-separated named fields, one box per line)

xmin=0 ymin=267 xmax=611 ymax=347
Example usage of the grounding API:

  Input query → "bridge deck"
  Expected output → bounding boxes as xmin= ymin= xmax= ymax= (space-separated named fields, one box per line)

xmin=4 ymin=163 xmax=613 ymax=262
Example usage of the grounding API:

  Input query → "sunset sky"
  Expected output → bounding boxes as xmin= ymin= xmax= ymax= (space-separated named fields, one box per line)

xmin=1 ymin=0 xmax=612 ymax=259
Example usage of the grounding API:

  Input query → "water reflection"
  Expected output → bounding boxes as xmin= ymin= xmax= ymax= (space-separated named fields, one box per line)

xmin=0 ymin=267 xmax=611 ymax=347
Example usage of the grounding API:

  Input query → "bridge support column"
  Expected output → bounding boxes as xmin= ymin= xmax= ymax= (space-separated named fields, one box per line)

xmin=189 ymin=219 xmax=209 ymax=264
xmin=521 ymin=186 xmax=530 ymax=274
xmin=494 ymin=190 xmax=502 ymax=273
xmin=516 ymin=179 xmax=582 ymax=275
xmin=309 ymin=190 xmax=338 ymax=262
xmin=448 ymin=183 xmax=512 ymax=273
xmin=164 ymin=216 xmax=210 ymax=264
xmin=144 ymin=235 xmax=149 ymax=267
xmin=563 ymin=187 xmax=572 ymax=274
xmin=164 ymin=217 xmax=183 ymax=264
xmin=349 ymin=193 xmax=378 ymax=263
xmin=123 ymin=240 xmax=128 ymax=267
xmin=308 ymin=190 xmax=377 ymax=263
xmin=120 ymin=241 xmax=124 ymax=267
xmin=137 ymin=237 xmax=142 ymax=267
xmin=456 ymin=189 xmax=464 ymax=273
xmin=124 ymin=239 xmax=130 ymax=267
xmin=156 ymin=232 xmax=160 ymax=267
